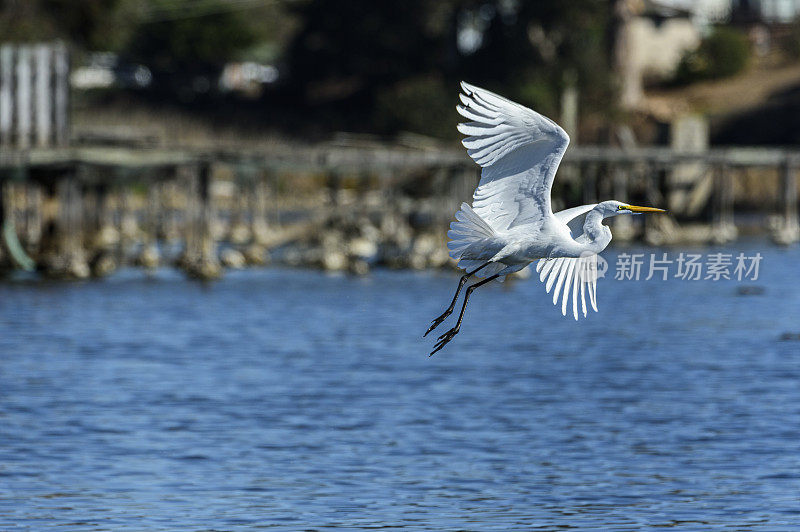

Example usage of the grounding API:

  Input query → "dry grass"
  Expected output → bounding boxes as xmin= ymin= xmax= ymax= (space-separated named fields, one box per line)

xmin=644 ymin=59 xmax=800 ymax=119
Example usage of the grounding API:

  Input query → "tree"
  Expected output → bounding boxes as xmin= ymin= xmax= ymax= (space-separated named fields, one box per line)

xmin=674 ymin=27 xmax=751 ymax=85
xmin=119 ymin=0 xmax=258 ymax=98
xmin=284 ymin=0 xmax=443 ymax=103
xmin=283 ymin=0 xmax=613 ymax=137
xmin=456 ymin=0 xmax=612 ymax=115
xmin=125 ymin=1 xmax=256 ymax=76
xmin=0 ymin=0 xmax=139 ymax=50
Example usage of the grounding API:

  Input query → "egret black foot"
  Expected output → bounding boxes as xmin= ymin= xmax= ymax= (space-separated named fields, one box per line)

xmin=424 ymin=311 xmax=452 ymax=337
xmin=429 ymin=327 xmax=460 ymax=356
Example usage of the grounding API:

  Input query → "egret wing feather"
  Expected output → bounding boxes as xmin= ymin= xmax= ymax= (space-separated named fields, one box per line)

xmin=538 ymin=253 xmax=598 ymax=320
xmin=534 ymin=204 xmax=602 ymax=319
xmin=536 ymin=257 xmax=556 ymax=282
xmin=561 ymin=259 xmax=575 ymax=317
xmin=571 ymin=262 xmax=580 ymax=321
xmin=580 ymin=275 xmax=587 ymax=318
xmin=457 ymin=82 xmax=570 ymax=231
xmin=551 ymin=258 xmax=571 ymax=305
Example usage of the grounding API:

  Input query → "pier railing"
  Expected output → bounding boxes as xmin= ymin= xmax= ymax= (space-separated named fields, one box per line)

xmin=1 ymin=141 xmax=799 ymax=279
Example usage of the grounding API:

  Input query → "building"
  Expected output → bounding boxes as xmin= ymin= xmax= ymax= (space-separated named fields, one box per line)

xmin=618 ymin=1 xmax=702 ymax=109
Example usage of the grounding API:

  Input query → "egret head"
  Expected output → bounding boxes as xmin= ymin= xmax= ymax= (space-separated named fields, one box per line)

xmin=600 ymin=200 xmax=666 ymax=217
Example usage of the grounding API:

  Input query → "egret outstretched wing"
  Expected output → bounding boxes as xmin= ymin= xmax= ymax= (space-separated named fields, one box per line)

xmin=457 ymin=81 xmax=570 ymax=232
xmin=536 ymin=254 xmax=599 ymax=321
xmin=535 ymin=205 xmax=601 ymax=320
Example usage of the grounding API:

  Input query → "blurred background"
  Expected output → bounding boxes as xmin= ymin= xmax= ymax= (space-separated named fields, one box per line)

xmin=0 ymin=0 xmax=799 ymax=278
xmin=2 ymin=1 xmax=800 ymax=529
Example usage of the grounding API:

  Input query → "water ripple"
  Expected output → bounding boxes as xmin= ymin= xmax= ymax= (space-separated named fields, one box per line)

xmin=1 ymin=244 xmax=800 ymax=529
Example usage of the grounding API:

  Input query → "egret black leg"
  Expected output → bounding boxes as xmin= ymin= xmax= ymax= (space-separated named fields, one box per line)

xmin=430 ymin=273 xmax=500 ymax=356
xmin=424 ymin=262 xmax=491 ymax=337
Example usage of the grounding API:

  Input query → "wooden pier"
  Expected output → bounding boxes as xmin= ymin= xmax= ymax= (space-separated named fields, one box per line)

xmin=1 ymin=42 xmax=798 ymax=279
xmin=1 ymin=141 xmax=799 ymax=279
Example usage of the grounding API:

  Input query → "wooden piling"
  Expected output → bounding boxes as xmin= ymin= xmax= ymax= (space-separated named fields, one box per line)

xmin=39 ymin=175 xmax=90 ymax=278
xmin=60 ymin=176 xmax=89 ymax=278
xmin=783 ymin=160 xmax=799 ymax=231
xmin=327 ymin=170 xmax=341 ymax=219
xmin=0 ymin=182 xmax=6 ymax=271
xmin=24 ymin=182 xmax=42 ymax=251
xmin=159 ymin=180 xmax=181 ymax=242
xmin=136 ymin=180 xmax=161 ymax=269
xmin=92 ymin=184 xmax=117 ymax=247
xmin=643 ymin=162 xmax=660 ymax=243
xmin=669 ymin=115 xmax=709 ymax=215
xmin=229 ymin=165 xmax=252 ymax=246
xmin=241 ymin=170 xmax=270 ymax=265
xmin=181 ymin=162 xmax=221 ymax=279
xmin=433 ymin=167 xmax=451 ymax=230
xmin=145 ymin=181 xmax=161 ymax=245
xmin=712 ymin=164 xmax=737 ymax=243
xmin=87 ymin=181 xmax=119 ymax=277
xmin=250 ymin=172 xmax=270 ymax=246
xmin=773 ymin=158 xmax=800 ymax=245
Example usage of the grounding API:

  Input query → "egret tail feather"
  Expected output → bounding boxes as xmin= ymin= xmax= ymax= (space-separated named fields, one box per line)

xmin=447 ymin=203 xmax=507 ymax=280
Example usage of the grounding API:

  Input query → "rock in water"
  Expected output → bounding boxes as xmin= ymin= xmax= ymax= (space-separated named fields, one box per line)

xmin=243 ymin=244 xmax=269 ymax=266
xmin=221 ymin=248 xmax=247 ymax=269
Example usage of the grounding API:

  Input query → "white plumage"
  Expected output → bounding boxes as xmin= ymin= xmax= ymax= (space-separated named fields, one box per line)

xmin=426 ymin=82 xmax=664 ymax=354
xmin=457 ymin=81 xmax=569 ymax=231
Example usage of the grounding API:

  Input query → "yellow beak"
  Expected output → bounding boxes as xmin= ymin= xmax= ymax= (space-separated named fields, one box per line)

xmin=624 ymin=204 xmax=666 ymax=214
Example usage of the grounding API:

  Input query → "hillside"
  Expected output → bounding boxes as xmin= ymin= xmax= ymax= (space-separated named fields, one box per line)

xmin=644 ymin=58 xmax=800 ymax=145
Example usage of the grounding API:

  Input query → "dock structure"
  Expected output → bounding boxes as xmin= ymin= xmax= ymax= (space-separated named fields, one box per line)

xmin=1 ymin=43 xmax=799 ymax=279
xmin=1 ymin=142 xmax=799 ymax=279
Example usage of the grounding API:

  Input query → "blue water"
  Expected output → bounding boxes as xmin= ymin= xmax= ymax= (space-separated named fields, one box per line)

xmin=1 ymin=242 xmax=800 ymax=530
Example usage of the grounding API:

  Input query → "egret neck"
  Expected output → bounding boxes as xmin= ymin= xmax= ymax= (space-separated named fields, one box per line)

xmin=580 ymin=207 xmax=613 ymax=254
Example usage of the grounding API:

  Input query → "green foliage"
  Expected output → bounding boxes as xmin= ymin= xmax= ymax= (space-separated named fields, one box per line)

xmin=375 ymin=77 xmax=455 ymax=138
xmin=125 ymin=0 xmax=256 ymax=73
xmin=674 ymin=27 xmax=751 ymax=85
xmin=0 ymin=0 xmax=140 ymax=49
xmin=42 ymin=0 xmax=142 ymax=51
xmin=514 ymin=81 xmax=558 ymax=119
xmin=285 ymin=0 xmax=613 ymax=137
xmin=0 ymin=0 xmax=617 ymax=137
xmin=781 ymin=20 xmax=800 ymax=60
xmin=285 ymin=0 xmax=441 ymax=99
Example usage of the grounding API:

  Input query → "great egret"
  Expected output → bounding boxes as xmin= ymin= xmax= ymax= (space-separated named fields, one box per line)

xmin=425 ymin=82 xmax=665 ymax=355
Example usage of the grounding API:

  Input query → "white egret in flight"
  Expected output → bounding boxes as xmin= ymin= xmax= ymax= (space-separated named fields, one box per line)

xmin=425 ymin=82 xmax=665 ymax=355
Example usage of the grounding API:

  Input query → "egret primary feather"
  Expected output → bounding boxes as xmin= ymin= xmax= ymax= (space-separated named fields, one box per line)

xmin=425 ymin=82 xmax=665 ymax=355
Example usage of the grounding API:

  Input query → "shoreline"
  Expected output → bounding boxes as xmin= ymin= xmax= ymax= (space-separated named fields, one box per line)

xmin=0 ymin=234 xmax=784 ymax=284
